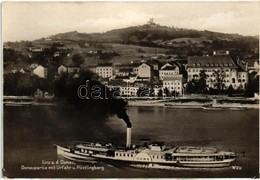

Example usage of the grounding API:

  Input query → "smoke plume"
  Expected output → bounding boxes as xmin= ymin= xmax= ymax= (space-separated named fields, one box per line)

xmin=52 ymin=70 xmax=132 ymax=128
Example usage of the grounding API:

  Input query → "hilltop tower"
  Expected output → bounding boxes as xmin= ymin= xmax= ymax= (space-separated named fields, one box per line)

xmin=147 ymin=18 xmax=156 ymax=26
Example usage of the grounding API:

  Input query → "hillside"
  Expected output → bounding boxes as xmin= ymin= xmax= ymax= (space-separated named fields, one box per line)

xmin=3 ymin=22 xmax=259 ymax=70
xmin=43 ymin=23 xmax=258 ymax=51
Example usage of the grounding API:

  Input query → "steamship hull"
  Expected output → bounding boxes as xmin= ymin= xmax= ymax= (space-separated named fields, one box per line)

xmin=54 ymin=143 xmax=237 ymax=168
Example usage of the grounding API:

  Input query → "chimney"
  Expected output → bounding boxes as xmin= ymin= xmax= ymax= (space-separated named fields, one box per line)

xmin=126 ymin=127 xmax=132 ymax=147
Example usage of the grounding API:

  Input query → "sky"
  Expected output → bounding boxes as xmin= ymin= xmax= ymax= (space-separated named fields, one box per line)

xmin=3 ymin=2 xmax=260 ymax=42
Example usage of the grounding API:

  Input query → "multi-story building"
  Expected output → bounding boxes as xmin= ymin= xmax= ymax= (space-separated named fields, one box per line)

xmin=96 ymin=63 xmax=114 ymax=78
xmin=159 ymin=66 xmax=180 ymax=80
xmin=137 ymin=63 xmax=154 ymax=80
xmin=119 ymin=86 xmax=139 ymax=97
xmin=187 ymin=52 xmax=248 ymax=90
xmin=162 ymin=75 xmax=183 ymax=95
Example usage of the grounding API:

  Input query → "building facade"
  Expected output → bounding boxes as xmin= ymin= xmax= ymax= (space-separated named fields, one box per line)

xmin=162 ymin=75 xmax=183 ymax=94
xmin=187 ymin=54 xmax=248 ymax=90
xmin=137 ymin=63 xmax=154 ymax=80
xmin=119 ymin=86 xmax=139 ymax=96
xmin=96 ymin=64 xmax=114 ymax=78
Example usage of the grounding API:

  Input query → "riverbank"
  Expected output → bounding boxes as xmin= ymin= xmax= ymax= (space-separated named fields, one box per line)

xmin=127 ymin=97 xmax=259 ymax=109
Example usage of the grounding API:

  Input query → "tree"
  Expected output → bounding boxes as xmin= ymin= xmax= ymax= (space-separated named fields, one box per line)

xmin=4 ymin=72 xmax=40 ymax=96
xmin=149 ymin=87 xmax=155 ymax=97
xmin=163 ymin=87 xmax=171 ymax=97
xmin=198 ymin=70 xmax=208 ymax=93
xmin=227 ymin=85 xmax=234 ymax=97
xmin=212 ymin=69 xmax=226 ymax=93
xmin=71 ymin=53 xmax=84 ymax=66
xmin=157 ymin=89 xmax=163 ymax=97
xmin=244 ymin=72 xmax=259 ymax=97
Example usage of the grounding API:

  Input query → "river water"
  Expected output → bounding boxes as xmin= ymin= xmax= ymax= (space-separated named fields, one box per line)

xmin=3 ymin=106 xmax=259 ymax=178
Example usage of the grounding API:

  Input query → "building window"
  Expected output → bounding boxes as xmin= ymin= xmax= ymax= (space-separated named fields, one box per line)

xmin=232 ymin=78 xmax=235 ymax=83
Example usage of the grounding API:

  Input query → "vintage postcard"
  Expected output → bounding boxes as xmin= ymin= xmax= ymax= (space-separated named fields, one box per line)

xmin=2 ymin=1 xmax=259 ymax=178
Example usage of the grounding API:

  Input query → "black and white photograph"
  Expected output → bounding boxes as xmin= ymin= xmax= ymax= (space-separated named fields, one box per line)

xmin=2 ymin=2 xmax=259 ymax=178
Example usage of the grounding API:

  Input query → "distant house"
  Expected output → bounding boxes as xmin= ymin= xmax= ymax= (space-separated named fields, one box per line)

xmin=30 ymin=63 xmax=39 ymax=69
xmin=33 ymin=65 xmax=48 ymax=78
xmin=58 ymin=63 xmax=80 ymax=75
xmin=96 ymin=63 xmax=114 ymax=78
xmin=159 ymin=66 xmax=180 ymax=80
xmin=34 ymin=89 xmax=43 ymax=98
xmin=20 ymin=68 xmax=25 ymax=73
xmin=54 ymin=51 xmax=60 ymax=57
xmin=29 ymin=47 xmax=43 ymax=53
xmin=137 ymin=63 xmax=154 ymax=80
xmin=163 ymin=75 xmax=183 ymax=95
xmin=58 ymin=65 xmax=68 ymax=74
xmin=11 ymin=69 xmax=17 ymax=73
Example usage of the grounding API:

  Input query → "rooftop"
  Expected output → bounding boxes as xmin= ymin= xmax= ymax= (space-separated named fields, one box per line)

xmin=187 ymin=55 xmax=237 ymax=68
xmin=160 ymin=66 xmax=177 ymax=71
xmin=97 ymin=63 xmax=113 ymax=67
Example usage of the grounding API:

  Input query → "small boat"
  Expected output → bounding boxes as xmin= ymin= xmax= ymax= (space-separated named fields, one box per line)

xmin=201 ymin=104 xmax=247 ymax=110
xmin=4 ymin=102 xmax=33 ymax=106
xmin=54 ymin=128 xmax=237 ymax=168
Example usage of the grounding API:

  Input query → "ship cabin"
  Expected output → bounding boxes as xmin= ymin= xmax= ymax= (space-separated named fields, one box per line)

xmin=148 ymin=141 xmax=166 ymax=151
xmin=75 ymin=142 xmax=112 ymax=156
xmin=164 ymin=146 xmax=236 ymax=162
